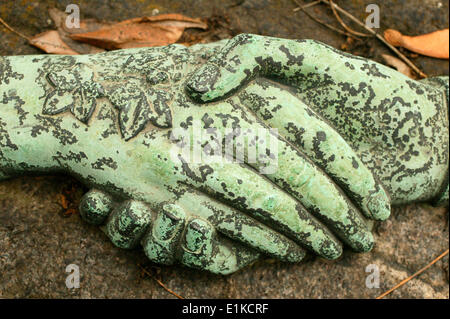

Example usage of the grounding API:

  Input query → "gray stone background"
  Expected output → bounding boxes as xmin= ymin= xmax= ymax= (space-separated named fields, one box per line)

xmin=0 ymin=0 xmax=448 ymax=298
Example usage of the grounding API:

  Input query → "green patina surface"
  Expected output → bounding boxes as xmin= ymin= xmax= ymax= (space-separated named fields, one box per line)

xmin=0 ymin=34 xmax=448 ymax=274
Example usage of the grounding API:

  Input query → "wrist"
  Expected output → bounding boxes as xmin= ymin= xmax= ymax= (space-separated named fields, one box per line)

xmin=424 ymin=76 xmax=449 ymax=207
xmin=0 ymin=56 xmax=64 ymax=177
xmin=0 ymin=120 xmax=63 ymax=177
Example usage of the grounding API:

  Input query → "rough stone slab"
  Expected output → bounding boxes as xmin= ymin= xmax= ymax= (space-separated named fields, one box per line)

xmin=0 ymin=0 xmax=448 ymax=298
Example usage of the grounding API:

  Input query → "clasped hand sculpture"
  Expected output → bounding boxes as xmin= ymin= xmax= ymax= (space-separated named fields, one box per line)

xmin=0 ymin=34 xmax=448 ymax=274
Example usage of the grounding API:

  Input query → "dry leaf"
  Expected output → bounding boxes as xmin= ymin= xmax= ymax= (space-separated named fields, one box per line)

xmin=381 ymin=54 xmax=417 ymax=79
xmin=29 ymin=30 xmax=79 ymax=55
xmin=28 ymin=10 xmax=207 ymax=54
xmin=69 ymin=13 xmax=208 ymax=49
xmin=384 ymin=28 xmax=449 ymax=59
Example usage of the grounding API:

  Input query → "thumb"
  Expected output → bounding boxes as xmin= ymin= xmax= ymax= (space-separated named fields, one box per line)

xmin=186 ymin=34 xmax=267 ymax=103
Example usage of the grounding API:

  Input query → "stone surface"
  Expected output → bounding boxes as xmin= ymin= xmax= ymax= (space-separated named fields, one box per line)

xmin=0 ymin=0 xmax=448 ymax=298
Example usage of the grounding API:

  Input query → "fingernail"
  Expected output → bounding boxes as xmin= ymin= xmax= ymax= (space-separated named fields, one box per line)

xmin=79 ymin=190 xmax=113 ymax=225
xmin=320 ymin=239 xmax=343 ymax=260
xmin=106 ymin=201 xmax=152 ymax=249
xmin=285 ymin=247 xmax=307 ymax=263
xmin=153 ymin=204 xmax=185 ymax=241
xmin=185 ymin=64 xmax=220 ymax=102
xmin=185 ymin=219 xmax=211 ymax=253
xmin=349 ymin=229 xmax=374 ymax=253
xmin=367 ymin=189 xmax=391 ymax=221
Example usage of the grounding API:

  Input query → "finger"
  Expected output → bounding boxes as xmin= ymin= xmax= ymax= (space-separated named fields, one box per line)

xmin=141 ymin=203 xmax=186 ymax=265
xmin=195 ymin=140 xmax=373 ymax=254
xmin=177 ymin=101 xmax=374 ymax=254
xmin=216 ymin=100 xmax=375 ymax=252
xmin=143 ymin=199 xmax=301 ymax=270
xmin=185 ymin=34 xmax=395 ymax=103
xmin=178 ymin=160 xmax=343 ymax=259
xmin=186 ymin=34 xmax=305 ymax=102
xmin=177 ymin=190 xmax=307 ymax=263
xmin=79 ymin=189 xmax=114 ymax=225
xmin=239 ymin=80 xmax=391 ymax=221
xmin=174 ymin=105 xmax=372 ymax=254
xmin=180 ymin=218 xmax=260 ymax=275
xmin=131 ymin=129 xmax=308 ymax=261
xmin=106 ymin=200 xmax=153 ymax=249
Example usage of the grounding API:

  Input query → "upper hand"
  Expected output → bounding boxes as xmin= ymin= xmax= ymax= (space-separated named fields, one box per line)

xmin=185 ymin=34 xmax=449 ymax=205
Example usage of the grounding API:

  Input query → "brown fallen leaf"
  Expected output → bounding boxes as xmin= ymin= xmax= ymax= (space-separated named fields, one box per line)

xmin=384 ymin=28 xmax=449 ymax=59
xmin=69 ymin=13 xmax=208 ymax=49
xmin=381 ymin=54 xmax=417 ymax=79
xmin=29 ymin=30 xmax=79 ymax=55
